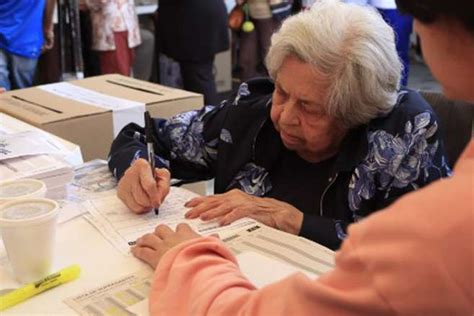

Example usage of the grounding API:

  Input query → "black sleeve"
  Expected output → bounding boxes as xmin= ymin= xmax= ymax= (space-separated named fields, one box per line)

xmin=108 ymin=104 xmax=230 ymax=181
xmin=299 ymin=214 xmax=348 ymax=250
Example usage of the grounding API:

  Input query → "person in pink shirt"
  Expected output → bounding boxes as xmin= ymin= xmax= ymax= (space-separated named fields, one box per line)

xmin=83 ymin=0 xmax=141 ymax=76
xmin=131 ymin=0 xmax=474 ymax=315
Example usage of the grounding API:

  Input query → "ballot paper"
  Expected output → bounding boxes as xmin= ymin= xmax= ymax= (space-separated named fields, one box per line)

xmin=56 ymin=199 xmax=91 ymax=224
xmin=68 ymin=160 xmax=118 ymax=202
xmin=0 ymin=112 xmax=83 ymax=166
xmin=84 ymin=187 xmax=258 ymax=255
xmin=125 ymin=249 xmax=328 ymax=315
xmin=224 ymin=224 xmax=335 ymax=278
xmin=127 ymin=299 xmax=149 ymax=315
xmin=0 ymin=128 xmax=75 ymax=200
xmin=69 ymin=224 xmax=335 ymax=316
xmin=0 ymin=154 xmax=74 ymax=199
xmin=0 ymin=131 xmax=70 ymax=160
xmin=64 ymin=269 xmax=153 ymax=316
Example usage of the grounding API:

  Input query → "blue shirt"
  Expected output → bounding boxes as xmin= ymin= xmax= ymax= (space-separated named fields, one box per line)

xmin=0 ymin=0 xmax=45 ymax=59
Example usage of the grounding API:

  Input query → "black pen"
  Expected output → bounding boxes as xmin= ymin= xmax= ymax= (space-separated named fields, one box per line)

xmin=145 ymin=111 xmax=159 ymax=215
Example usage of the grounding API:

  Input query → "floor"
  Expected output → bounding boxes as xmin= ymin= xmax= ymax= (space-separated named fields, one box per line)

xmin=407 ymin=56 xmax=442 ymax=92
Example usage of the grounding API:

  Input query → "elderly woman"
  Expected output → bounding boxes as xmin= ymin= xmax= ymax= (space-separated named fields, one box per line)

xmin=108 ymin=0 xmax=449 ymax=250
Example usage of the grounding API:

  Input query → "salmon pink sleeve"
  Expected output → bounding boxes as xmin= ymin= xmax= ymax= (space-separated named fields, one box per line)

xmin=148 ymin=236 xmax=392 ymax=316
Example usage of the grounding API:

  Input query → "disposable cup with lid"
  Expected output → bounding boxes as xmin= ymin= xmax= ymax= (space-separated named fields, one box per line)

xmin=0 ymin=179 xmax=47 ymax=204
xmin=0 ymin=198 xmax=59 ymax=283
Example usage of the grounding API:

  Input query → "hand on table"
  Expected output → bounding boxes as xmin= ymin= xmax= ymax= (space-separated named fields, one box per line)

xmin=131 ymin=223 xmax=201 ymax=269
xmin=117 ymin=158 xmax=171 ymax=214
xmin=184 ymin=189 xmax=304 ymax=235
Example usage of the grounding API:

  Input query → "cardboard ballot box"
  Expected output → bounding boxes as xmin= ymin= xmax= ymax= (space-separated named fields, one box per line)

xmin=0 ymin=75 xmax=203 ymax=161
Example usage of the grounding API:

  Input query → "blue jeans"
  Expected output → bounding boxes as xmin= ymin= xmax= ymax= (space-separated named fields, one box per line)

xmin=0 ymin=49 xmax=38 ymax=90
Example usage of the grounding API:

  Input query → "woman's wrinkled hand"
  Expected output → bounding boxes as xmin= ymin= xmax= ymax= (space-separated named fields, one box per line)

xmin=131 ymin=223 xmax=201 ymax=269
xmin=184 ymin=189 xmax=304 ymax=235
xmin=117 ymin=158 xmax=171 ymax=214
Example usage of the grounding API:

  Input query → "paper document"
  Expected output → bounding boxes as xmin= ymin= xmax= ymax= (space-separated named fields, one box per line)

xmin=0 ymin=154 xmax=73 ymax=193
xmin=123 ymin=251 xmax=321 ymax=316
xmin=85 ymin=187 xmax=257 ymax=254
xmin=69 ymin=160 xmax=117 ymax=202
xmin=224 ymin=224 xmax=335 ymax=277
xmin=236 ymin=251 xmax=316 ymax=288
xmin=64 ymin=224 xmax=335 ymax=316
xmin=0 ymin=131 xmax=71 ymax=160
xmin=64 ymin=269 xmax=153 ymax=316
xmin=0 ymin=113 xmax=83 ymax=166
xmin=57 ymin=199 xmax=90 ymax=224
xmin=39 ymin=82 xmax=145 ymax=136
xmin=0 ymin=154 xmax=69 ymax=180
xmin=127 ymin=299 xmax=149 ymax=315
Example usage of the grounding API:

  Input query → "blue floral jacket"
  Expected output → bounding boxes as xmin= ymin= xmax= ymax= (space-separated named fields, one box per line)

xmin=108 ymin=78 xmax=450 ymax=250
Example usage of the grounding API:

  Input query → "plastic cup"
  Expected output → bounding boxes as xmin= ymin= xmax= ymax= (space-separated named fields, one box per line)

xmin=0 ymin=179 xmax=47 ymax=204
xmin=0 ymin=198 xmax=59 ymax=284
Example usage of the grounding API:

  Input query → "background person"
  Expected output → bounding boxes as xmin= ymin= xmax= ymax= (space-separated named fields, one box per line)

xmin=0 ymin=0 xmax=55 ymax=90
xmin=130 ymin=0 xmax=473 ymax=315
xmin=156 ymin=0 xmax=229 ymax=105
xmin=84 ymin=0 xmax=141 ymax=76
xmin=108 ymin=1 xmax=449 ymax=250
xmin=237 ymin=0 xmax=292 ymax=81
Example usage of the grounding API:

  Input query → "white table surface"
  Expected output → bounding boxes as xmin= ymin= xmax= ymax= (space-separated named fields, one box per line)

xmin=0 ymin=214 xmax=151 ymax=315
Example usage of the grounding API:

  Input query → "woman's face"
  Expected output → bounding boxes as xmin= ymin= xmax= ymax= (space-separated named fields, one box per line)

xmin=270 ymin=56 xmax=347 ymax=163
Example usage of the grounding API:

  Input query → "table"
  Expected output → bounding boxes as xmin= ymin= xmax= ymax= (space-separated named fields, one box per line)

xmin=0 ymin=162 xmax=334 ymax=315
xmin=0 ymin=160 xmax=147 ymax=314
xmin=0 ymin=208 xmax=150 ymax=315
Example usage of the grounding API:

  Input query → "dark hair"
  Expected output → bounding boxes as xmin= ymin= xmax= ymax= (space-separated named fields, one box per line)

xmin=395 ymin=0 xmax=474 ymax=33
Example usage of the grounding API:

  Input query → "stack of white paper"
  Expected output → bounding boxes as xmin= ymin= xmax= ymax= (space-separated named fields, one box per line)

xmin=0 ymin=132 xmax=74 ymax=200
xmin=0 ymin=113 xmax=83 ymax=166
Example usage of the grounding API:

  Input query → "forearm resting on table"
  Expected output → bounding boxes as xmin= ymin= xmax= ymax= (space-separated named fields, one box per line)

xmin=149 ymin=236 xmax=391 ymax=316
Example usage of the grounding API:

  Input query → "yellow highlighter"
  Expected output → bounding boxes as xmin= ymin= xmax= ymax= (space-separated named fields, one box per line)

xmin=0 ymin=264 xmax=80 ymax=311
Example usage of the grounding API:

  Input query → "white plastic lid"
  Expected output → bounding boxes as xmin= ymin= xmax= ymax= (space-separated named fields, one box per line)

xmin=0 ymin=198 xmax=59 ymax=227
xmin=0 ymin=179 xmax=47 ymax=202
